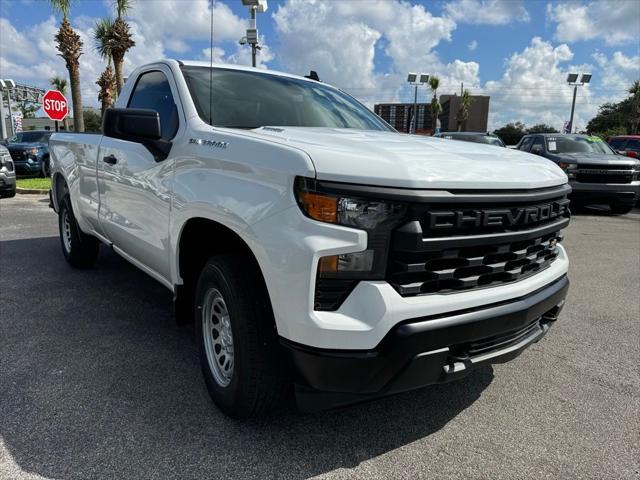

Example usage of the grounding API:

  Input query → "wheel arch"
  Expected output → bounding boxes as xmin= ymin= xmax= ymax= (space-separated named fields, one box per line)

xmin=51 ymin=172 xmax=67 ymax=212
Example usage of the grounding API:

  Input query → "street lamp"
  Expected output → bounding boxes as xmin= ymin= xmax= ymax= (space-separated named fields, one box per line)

xmin=407 ymin=73 xmax=429 ymax=134
xmin=240 ymin=0 xmax=268 ymax=67
xmin=566 ymin=73 xmax=592 ymax=134
xmin=0 ymin=79 xmax=17 ymax=139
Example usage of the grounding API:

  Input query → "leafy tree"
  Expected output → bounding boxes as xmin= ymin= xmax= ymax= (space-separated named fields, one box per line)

xmin=49 ymin=0 xmax=84 ymax=132
xmin=586 ymin=80 xmax=640 ymax=135
xmin=83 ymin=109 xmax=102 ymax=132
xmin=527 ymin=124 xmax=559 ymax=134
xmin=456 ymin=89 xmax=471 ymax=131
xmin=493 ymin=122 xmax=527 ymax=145
xmin=94 ymin=18 xmax=117 ymax=116
xmin=428 ymin=76 xmax=441 ymax=135
xmin=50 ymin=75 xmax=71 ymax=130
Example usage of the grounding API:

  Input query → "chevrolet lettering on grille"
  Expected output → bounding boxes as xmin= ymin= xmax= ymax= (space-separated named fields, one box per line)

xmin=427 ymin=199 xmax=570 ymax=230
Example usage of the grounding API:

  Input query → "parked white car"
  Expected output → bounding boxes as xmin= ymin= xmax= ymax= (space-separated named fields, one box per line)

xmin=50 ymin=60 xmax=571 ymax=417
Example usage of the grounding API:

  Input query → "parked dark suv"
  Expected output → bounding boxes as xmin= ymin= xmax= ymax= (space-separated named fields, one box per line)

xmin=516 ymin=134 xmax=639 ymax=214
xmin=435 ymin=131 xmax=506 ymax=147
xmin=4 ymin=130 xmax=53 ymax=177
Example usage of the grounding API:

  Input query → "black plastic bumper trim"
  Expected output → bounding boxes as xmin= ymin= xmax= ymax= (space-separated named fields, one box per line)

xmin=282 ymin=275 xmax=569 ymax=405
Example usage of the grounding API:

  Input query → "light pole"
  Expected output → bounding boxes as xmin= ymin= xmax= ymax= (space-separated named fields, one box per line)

xmin=566 ymin=73 xmax=592 ymax=134
xmin=0 ymin=79 xmax=17 ymax=138
xmin=240 ymin=0 xmax=268 ymax=67
xmin=407 ymin=73 xmax=429 ymax=134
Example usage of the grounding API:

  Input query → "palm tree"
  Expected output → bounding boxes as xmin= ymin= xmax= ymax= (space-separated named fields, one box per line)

xmin=50 ymin=75 xmax=71 ymax=131
xmin=629 ymin=80 xmax=640 ymax=134
xmin=428 ymin=76 xmax=442 ymax=135
xmin=456 ymin=89 xmax=472 ymax=132
xmin=49 ymin=0 xmax=84 ymax=132
xmin=94 ymin=18 xmax=117 ymax=116
xmin=109 ymin=0 xmax=136 ymax=94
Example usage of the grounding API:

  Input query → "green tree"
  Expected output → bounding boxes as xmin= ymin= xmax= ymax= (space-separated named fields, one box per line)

xmin=83 ymin=109 xmax=102 ymax=132
xmin=586 ymin=80 xmax=640 ymax=136
xmin=94 ymin=18 xmax=117 ymax=116
xmin=527 ymin=123 xmax=559 ymax=134
xmin=49 ymin=0 xmax=84 ymax=132
xmin=493 ymin=122 xmax=527 ymax=145
xmin=50 ymin=75 xmax=71 ymax=130
xmin=428 ymin=76 xmax=441 ymax=135
xmin=456 ymin=89 xmax=471 ymax=131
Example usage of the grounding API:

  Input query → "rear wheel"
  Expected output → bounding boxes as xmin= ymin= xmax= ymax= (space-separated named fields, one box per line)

xmin=610 ymin=203 xmax=633 ymax=215
xmin=58 ymin=195 xmax=100 ymax=268
xmin=195 ymin=253 xmax=289 ymax=418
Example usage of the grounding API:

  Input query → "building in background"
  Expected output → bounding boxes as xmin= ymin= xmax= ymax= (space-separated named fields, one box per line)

xmin=374 ymin=94 xmax=490 ymax=134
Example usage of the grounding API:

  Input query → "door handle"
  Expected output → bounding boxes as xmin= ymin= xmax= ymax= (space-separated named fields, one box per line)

xmin=103 ymin=154 xmax=118 ymax=165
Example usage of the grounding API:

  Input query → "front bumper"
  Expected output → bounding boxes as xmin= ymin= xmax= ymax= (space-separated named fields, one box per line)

xmin=0 ymin=171 xmax=16 ymax=195
xmin=13 ymin=159 xmax=43 ymax=175
xmin=569 ymin=181 xmax=640 ymax=205
xmin=284 ymin=275 xmax=568 ymax=410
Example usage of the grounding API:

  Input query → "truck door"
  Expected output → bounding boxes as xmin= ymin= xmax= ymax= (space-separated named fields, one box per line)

xmin=97 ymin=67 xmax=181 ymax=283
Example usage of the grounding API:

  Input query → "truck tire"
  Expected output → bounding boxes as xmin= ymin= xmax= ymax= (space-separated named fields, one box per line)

xmin=610 ymin=203 xmax=633 ymax=215
xmin=58 ymin=195 xmax=100 ymax=268
xmin=195 ymin=253 xmax=289 ymax=418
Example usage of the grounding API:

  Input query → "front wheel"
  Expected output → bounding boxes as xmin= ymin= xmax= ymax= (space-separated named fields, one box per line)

xmin=58 ymin=195 xmax=100 ymax=268
xmin=195 ymin=253 xmax=289 ymax=418
xmin=41 ymin=158 xmax=51 ymax=178
xmin=610 ymin=203 xmax=634 ymax=215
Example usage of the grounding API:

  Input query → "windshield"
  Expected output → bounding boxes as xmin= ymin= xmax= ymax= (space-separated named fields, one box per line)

xmin=546 ymin=136 xmax=614 ymax=155
xmin=478 ymin=135 xmax=505 ymax=147
xmin=9 ymin=131 xmax=52 ymax=143
xmin=181 ymin=66 xmax=393 ymax=132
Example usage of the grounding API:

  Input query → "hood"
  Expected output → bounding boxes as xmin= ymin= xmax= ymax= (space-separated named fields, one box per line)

xmin=248 ymin=127 xmax=567 ymax=190
xmin=553 ymin=152 xmax=639 ymax=166
xmin=8 ymin=142 xmax=47 ymax=150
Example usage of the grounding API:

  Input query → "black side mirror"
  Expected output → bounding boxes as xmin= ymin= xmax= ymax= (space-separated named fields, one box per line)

xmin=103 ymin=108 xmax=172 ymax=161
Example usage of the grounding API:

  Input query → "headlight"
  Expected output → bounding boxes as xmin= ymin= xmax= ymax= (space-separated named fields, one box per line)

xmin=294 ymin=177 xmax=407 ymax=276
xmin=558 ymin=162 xmax=577 ymax=179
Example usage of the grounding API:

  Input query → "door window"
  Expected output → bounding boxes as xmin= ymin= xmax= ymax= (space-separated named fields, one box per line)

xmin=128 ymin=70 xmax=179 ymax=141
xmin=519 ymin=136 xmax=533 ymax=151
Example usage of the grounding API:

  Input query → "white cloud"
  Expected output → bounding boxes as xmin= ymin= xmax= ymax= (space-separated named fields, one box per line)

xmin=272 ymin=0 xmax=479 ymax=105
xmin=127 ymin=0 xmax=246 ymax=54
xmin=592 ymin=51 xmax=640 ymax=98
xmin=201 ymin=37 xmax=274 ymax=68
xmin=547 ymin=1 xmax=640 ymax=46
xmin=483 ymin=37 xmax=598 ymax=131
xmin=445 ymin=0 xmax=530 ymax=25
xmin=468 ymin=40 xmax=478 ymax=51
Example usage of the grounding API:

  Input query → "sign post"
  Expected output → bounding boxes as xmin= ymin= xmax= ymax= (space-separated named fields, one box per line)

xmin=42 ymin=90 xmax=69 ymax=127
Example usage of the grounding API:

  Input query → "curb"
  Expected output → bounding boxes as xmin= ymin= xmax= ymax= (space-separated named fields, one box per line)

xmin=16 ymin=187 xmax=49 ymax=195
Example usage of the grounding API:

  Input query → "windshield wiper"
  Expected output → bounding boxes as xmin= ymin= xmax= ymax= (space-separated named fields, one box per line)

xmin=219 ymin=125 xmax=262 ymax=130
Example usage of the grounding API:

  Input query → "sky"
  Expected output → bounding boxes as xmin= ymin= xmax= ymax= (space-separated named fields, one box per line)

xmin=0 ymin=0 xmax=639 ymax=131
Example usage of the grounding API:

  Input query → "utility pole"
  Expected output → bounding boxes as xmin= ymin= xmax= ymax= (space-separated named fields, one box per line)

xmin=0 ymin=90 xmax=6 ymax=140
xmin=407 ymin=73 xmax=429 ymax=134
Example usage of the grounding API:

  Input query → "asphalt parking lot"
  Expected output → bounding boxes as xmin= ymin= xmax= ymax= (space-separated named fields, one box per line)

xmin=1 ymin=194 xmax=639 ymax=480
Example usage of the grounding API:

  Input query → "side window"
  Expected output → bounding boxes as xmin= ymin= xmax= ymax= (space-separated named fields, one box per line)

xmin=625 ymin=139 xmax=640 ymax=152
xmin=609 ymin=138 xmax=627 ymax=150
xmin=519 ymin=136 xmax=533 ymax=151
xmin=530 ymin=136 xmax=544 ymax=152
xmin=127 ymin=71 xmax=179 ymax=141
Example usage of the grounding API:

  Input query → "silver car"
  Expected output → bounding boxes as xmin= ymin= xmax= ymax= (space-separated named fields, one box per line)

xmin=0 ymin=144 xmax=16 ymax=198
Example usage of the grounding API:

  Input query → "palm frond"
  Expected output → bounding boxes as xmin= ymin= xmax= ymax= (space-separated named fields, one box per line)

xmin=50 ymin=75 xmax=68 ymax=94
xmin=428 ymin=76 xmax=440 ymax=93
xmin=114 ymin=0 xmax=133 ymax=18
xmin=94 ymin=18 xmax=115 ymax=60
xmin=49 ymin=0 xmax=73 ymax=20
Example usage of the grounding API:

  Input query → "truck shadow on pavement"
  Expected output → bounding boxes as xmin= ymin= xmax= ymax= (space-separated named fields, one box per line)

xmin=0 ymin=235 xmax=493 ymax=480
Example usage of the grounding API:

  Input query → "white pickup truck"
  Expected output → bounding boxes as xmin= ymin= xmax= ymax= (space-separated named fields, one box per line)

xmin=50 ymin=60 xmax=571 ymax=418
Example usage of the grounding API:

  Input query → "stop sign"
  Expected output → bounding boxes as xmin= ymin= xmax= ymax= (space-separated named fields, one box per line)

xmin=43 ymin=90 xmax=69 ymax=121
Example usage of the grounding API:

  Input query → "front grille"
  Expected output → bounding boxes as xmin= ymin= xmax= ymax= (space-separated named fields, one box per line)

xmin=8 ymin=150 xmax=25 ymax=161
xmin=464 ymin=319 xmax=542 ymax=358
xmin=387 ymin=187 xmax=570 ymax=297
xmin=575 ymin=164 xmax=636 ymax=184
